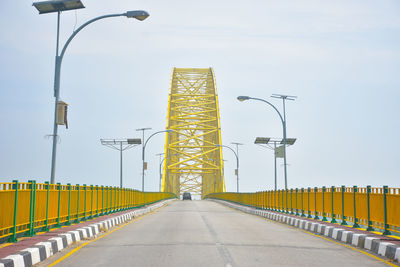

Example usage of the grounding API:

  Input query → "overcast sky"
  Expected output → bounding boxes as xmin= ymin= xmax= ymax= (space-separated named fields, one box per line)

xmin=0 ymin=0 xmax=399 ymax=193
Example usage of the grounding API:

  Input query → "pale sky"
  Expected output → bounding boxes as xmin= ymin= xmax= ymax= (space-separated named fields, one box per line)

xmin=0 ymin=0 xmax=399 ymax=192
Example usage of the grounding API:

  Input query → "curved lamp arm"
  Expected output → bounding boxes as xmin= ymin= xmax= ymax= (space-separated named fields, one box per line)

xmin=55 ymin=11 xmax=149 ymax=95
xmin=216 ymin=144 xmax=238 ymax=162
xmin=143 ymin=130 xmax=173 ymax=160
xmin=60 ymin=13 xmax=124 ymax=61
xmin=237 ymin=96 xmax=284 ymax=126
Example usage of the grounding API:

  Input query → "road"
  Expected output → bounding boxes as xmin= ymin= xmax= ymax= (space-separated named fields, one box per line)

xmin=48 ymin=200 xmax=389 ymax=267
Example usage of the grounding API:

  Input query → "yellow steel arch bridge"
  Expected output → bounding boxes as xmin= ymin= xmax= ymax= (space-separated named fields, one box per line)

xmin=162 ymin=68 xmax=225 ymax=199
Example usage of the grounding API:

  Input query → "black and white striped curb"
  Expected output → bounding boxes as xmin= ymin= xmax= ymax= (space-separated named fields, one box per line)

xmin=0 ymin=200 xmax=173 ymax=267
xmin=213 ymin=199 xmax=400 ymax=264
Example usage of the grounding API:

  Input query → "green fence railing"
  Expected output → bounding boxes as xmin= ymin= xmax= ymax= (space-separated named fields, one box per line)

xmin=0 ymin=180 xmax=177 ymax=243
xmin=205 ymin=186 xmax=400 ymax=235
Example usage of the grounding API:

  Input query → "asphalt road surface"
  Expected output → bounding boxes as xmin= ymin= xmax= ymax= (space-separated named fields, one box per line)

xmin=48 ymin=200 xmax=390 ymax=267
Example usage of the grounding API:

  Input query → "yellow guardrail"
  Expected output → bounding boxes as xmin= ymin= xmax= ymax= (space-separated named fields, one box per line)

xmin=0 ymin=180 xmax=177 ymax=243
xmin=205 ymin=186 xmax=400 ymax=235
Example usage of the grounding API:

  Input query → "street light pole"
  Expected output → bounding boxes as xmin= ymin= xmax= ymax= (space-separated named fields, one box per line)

xmin=237 ymin=95 xmax=296 ymax=190
xmin=100 ymin=138 xmax=141 ymax=188
xmin=216 ymin=144 xmax=239 ymax=193
xmin=37 ymin=7 xmax=150 ymax=184
xmin=141 ymin=130 xmax=173 ymax=192
xmin=136 ymin=127 xmax=152 ymax=191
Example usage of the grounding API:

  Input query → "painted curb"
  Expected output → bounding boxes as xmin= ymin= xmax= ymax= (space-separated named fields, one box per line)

xmin=212 ymin=199 xmax=400 ymax=264
xmin=0 ymin=199 xmax=174 ymax=267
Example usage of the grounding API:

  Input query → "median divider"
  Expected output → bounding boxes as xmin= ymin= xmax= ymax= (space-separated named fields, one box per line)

xmin=210 ymin=199 xmax=400 ymax=264
xmin=0 ymin=199 xmax=174 ymax=267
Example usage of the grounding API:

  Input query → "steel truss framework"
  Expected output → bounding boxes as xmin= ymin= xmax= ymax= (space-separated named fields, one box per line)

xmin=162 ymin=68 xmax=225 ymax=198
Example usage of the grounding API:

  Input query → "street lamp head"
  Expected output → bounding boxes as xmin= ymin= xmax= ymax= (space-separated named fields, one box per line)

xmin=237 ymin=96 xmax=250 ymax=102
xmin=254 ymin=137 xmax=270 ymax=144
xmin=166 ymin=129 xmax=174 ymax=133
xmin=33 ymin=0 xmax=85 ymax=14
xmin=125 ymin=10 xmax=149 ymax=21
xmin=127 ymin=138 xmax=141 ymax=145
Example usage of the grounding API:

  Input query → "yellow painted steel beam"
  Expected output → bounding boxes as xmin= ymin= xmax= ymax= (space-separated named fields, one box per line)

xmin=162 ymin=68 xmax=225 ymax=199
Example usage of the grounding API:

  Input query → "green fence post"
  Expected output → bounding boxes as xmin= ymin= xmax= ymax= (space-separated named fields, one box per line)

xmin=96 ymin=185 xmax=99 ymax=217
xmin=83 ymin=184 xmax=87 ymax=221
xmin=301 ymin=188 xmax=305 ymax=217
xmin=366 ymin=185 xmax=374 ymax=231
xmin=352 ymin=186 xmax=360 ymax=228
xmin=124 ymin=188 xmax=126 ymax=209
xmin=32 ymin=181 xmax=37 ymax=234
xmin=128 ymin=188 xmax=131 ymax=209
xmin=341 ymin=185 xmax=347 ymax=225
xmin=314 ymin=187 xmax=319 ymax=220
xmin=106 ymin=186 xmax=109 ymax=214
xmin=295 ymin=188 xmax=299 ymax=216
xmin=263 ymin=191 xmax=266 ymax=210
xmin=75 ymin=184 xmax=80 ymax=223
xmin=104 ymin=186 xmax=107 ymax=214
xmin=114 ymin=187 xmax=117 ymax=212
xmin=8 ymin=180 xmax=19 ymax=243
xmin=25 ymin=180 xmax=34 ymax=236
xmin=331 ymin=186 xmax=337 ymax=223
xmin=115 ymin=187 xmax=121 ymax=211
xmin=42 ymin=181 xmax=50 ymax=231
xmin=112 ymin=186 xmax=114 ymax=211
xmin=116 ymin=187 xmax=118 ymax=211
xmin=66 ymin=183 xmax=71 ymax=226
xmin=322 ymin=186 xmax=327 ymax=221
xmin=110 ymin=186 xmax=113 ymax=213
xmin=101 ymin=186 xmax=104 ymax=215
xmin=55 ymin=183 xmax=62 ymax=228
xmin=285 ymin=189 xmax=288 ymax=214
xmin=382 ymin=186 xmax=391 ymax=235
xmin=307 ymin=187 xmax=312 ymax=218
xmin=90 ymin=185 xmax=94 ymax=219
xmin=27 ymin=180 xmax=37 ymax=236
xmin=290 ymin=189 xmax=293 ymax=214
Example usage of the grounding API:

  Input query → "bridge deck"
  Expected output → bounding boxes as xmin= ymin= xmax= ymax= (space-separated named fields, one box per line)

xmin=43 ymin=200 xmax=388 ymax=266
